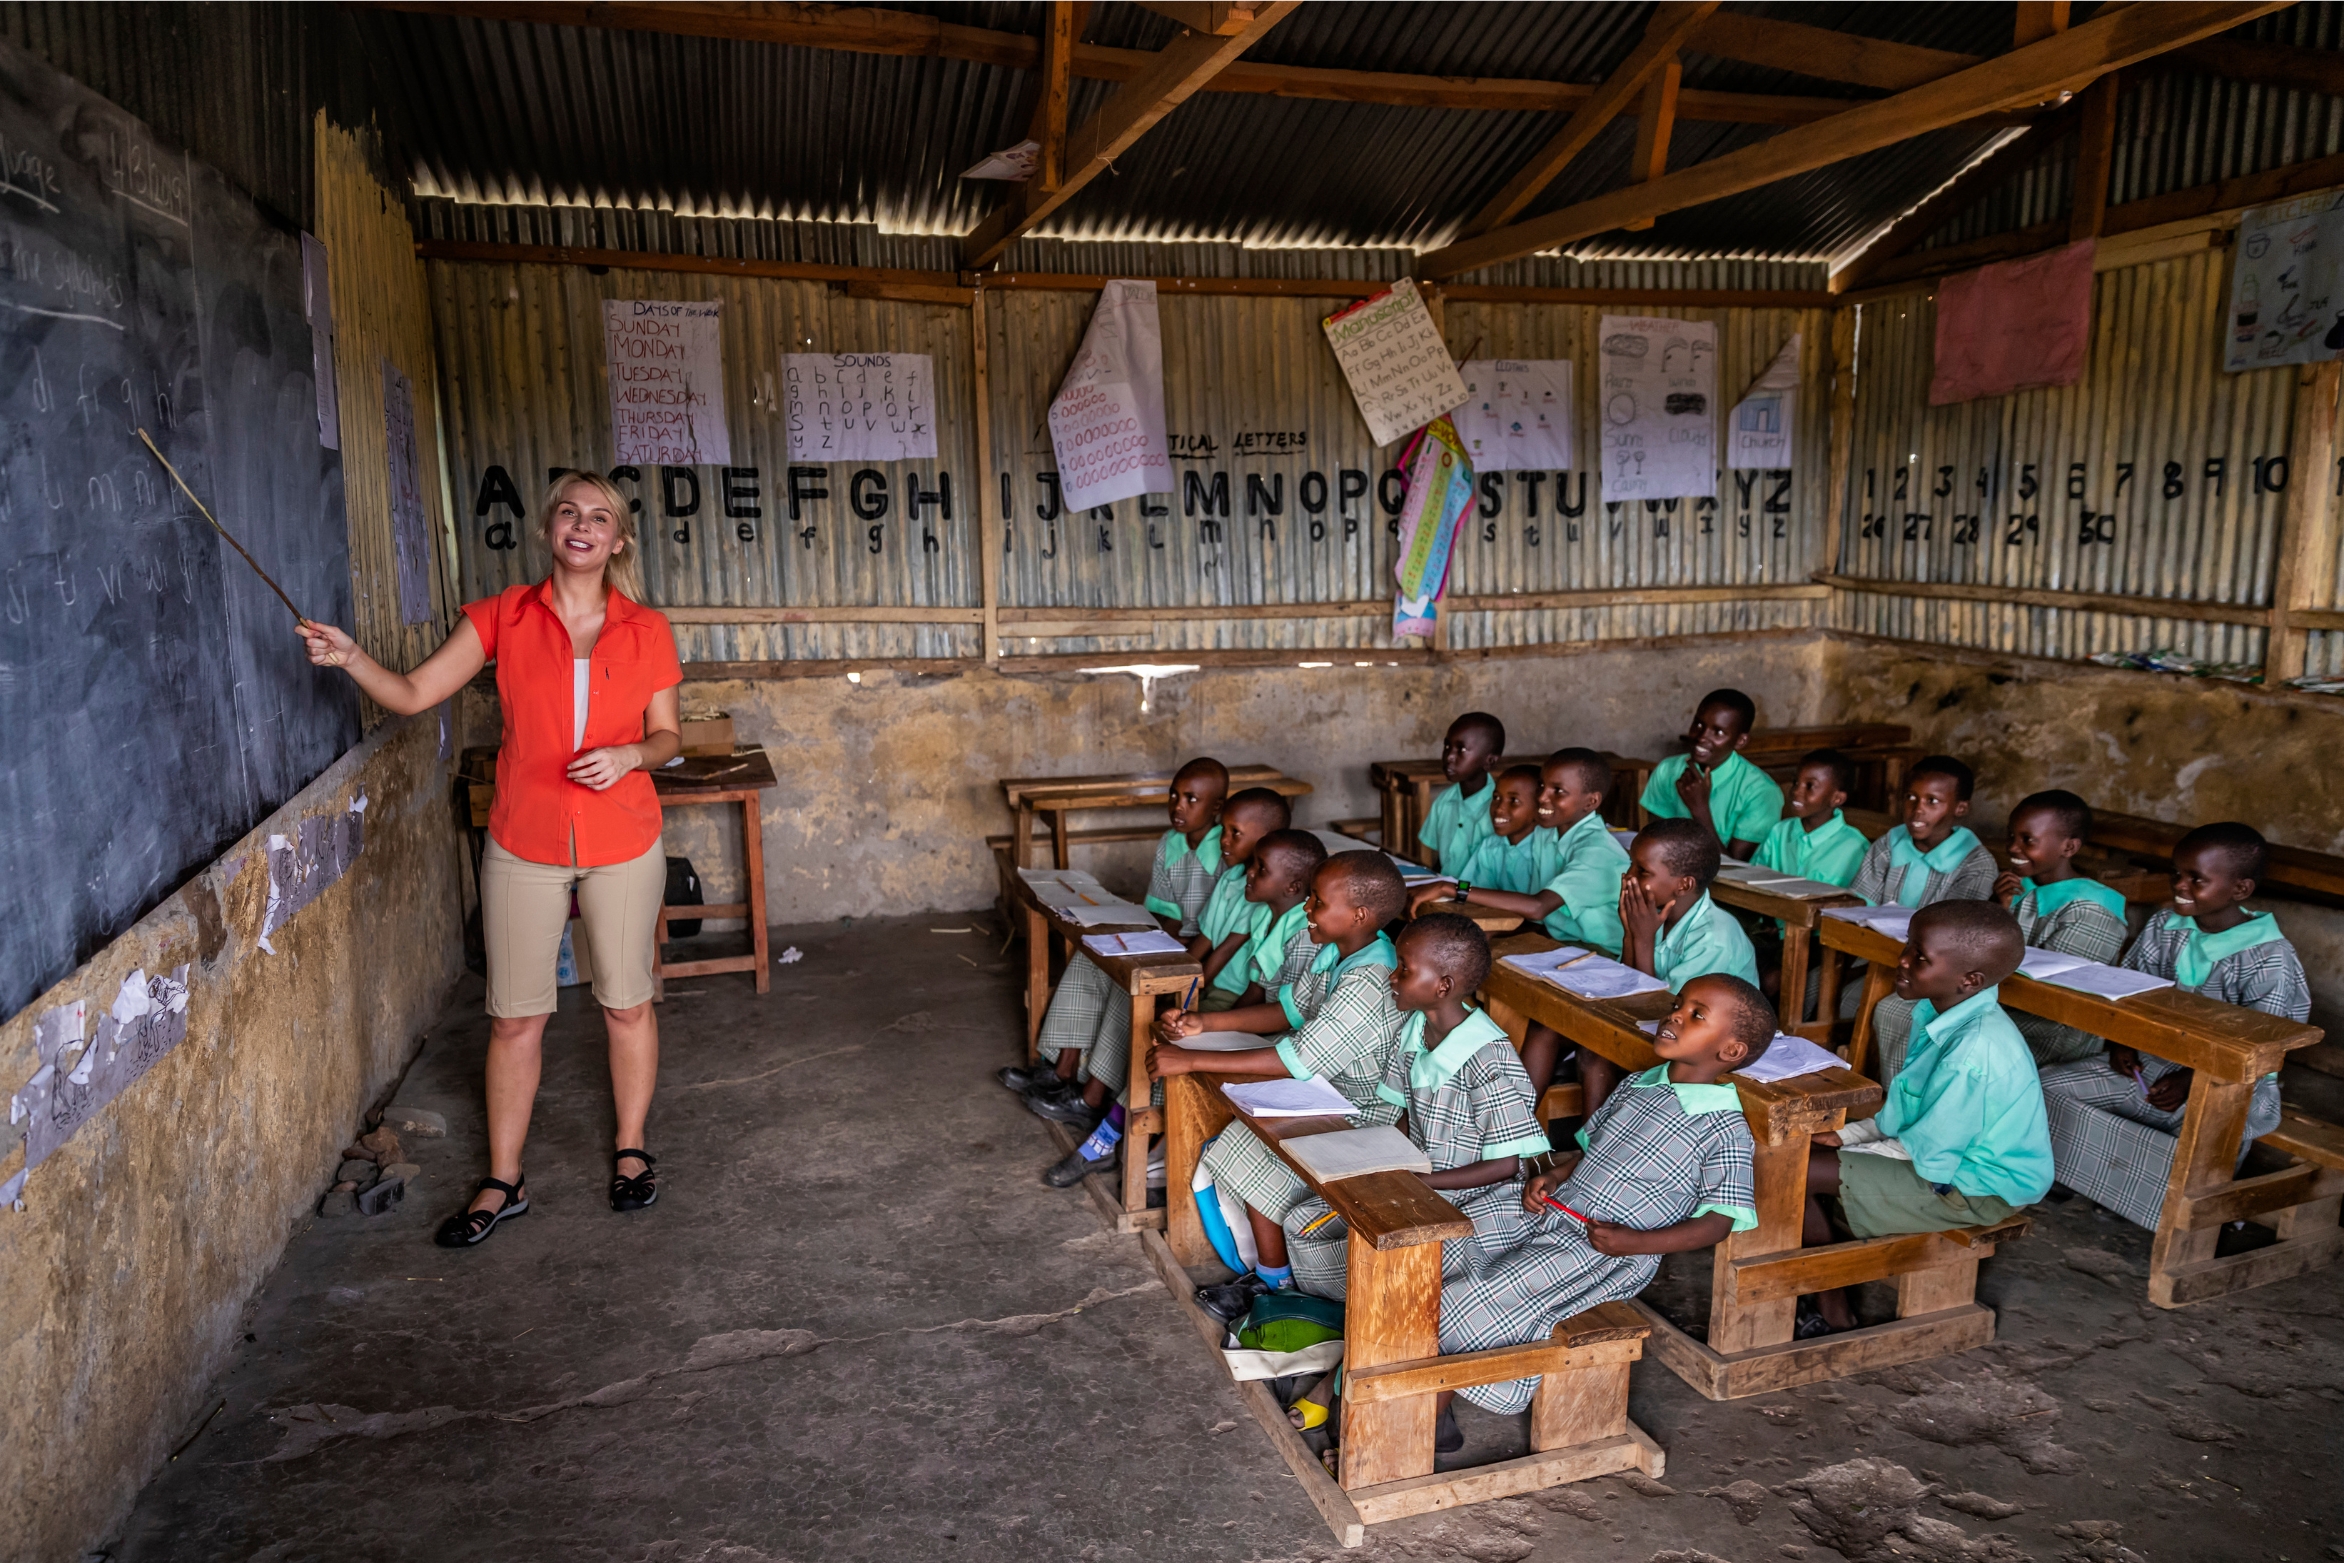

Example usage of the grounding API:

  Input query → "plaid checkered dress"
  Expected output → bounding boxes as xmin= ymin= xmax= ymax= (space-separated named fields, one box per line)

xmin=1850 ymin=834 xmax=1998 ymax=911
xmin=1198 ymin=945 xmax=1403 ymax=1229
xmin=1873 ymin=887 xmax=2132 ymax=1081
xmin=1033 ymin=828 xmax=1222 ymax=1093
xmin=2039 ymin=912 xmax=2303 ymax=1230
xmin=1440 ymin=1066 xmax=1755 ymax=1413
xmin=1281 ymin=1010 xmax=1552 ymax=1297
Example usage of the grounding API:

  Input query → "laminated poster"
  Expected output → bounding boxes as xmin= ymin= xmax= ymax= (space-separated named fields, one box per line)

xmin=2224 ymin=190 xmax=2344 ymax=373
xmin=603 ymin=299 xmax=732 ymax=466
xmin=1322 ymin=282 xmax=1469 ymax=447
xmin=785 ymin=353 xmax=937 ymax=461
xmin=1726 ymin=332 xmax=1800 ymax=470
xmin=1047 ymin=280 xmax=1171 ymax=512
xmin=1453 ymin=359 xmax=1573 ymax=471
xmin=1599 ymin=315 xmax=1715 ymax=501
xmin=1390 ymin=415 xmax=1473 ymax=640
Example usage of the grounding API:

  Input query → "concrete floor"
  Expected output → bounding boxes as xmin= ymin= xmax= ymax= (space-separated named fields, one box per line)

xmin=111 ymin=913 xmax=2344 ymax=1563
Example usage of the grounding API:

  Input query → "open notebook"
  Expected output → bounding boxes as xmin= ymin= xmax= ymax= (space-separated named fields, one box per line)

xmin=1282 ymin=1125 xmax=1434 ymax=1182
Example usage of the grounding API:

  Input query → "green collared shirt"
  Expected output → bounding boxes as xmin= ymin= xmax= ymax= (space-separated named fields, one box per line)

xmin=1277 ymin=931 xmax=1398 ymax=1031
xmin=1143 ymin=824 xmax=1223 ymax=930
xmin=1376 ymin=1007 xmax=1552 ymax=1164
xmin=1245 ymin=899 xmax=1313 ymax=992
xmin=1874 ymin=985 xmax=2053 ymax=1207
xmin=1753 ymin=810 xmax=1868 ymax=888
xmin=1653 ymin=892 xmax=1761 ymax=988
xmin=1456 ymin=825 xmax=1555 ymax=895
xmin=1198 ymin=865 xmax=1256 ymax=994
xmin=1418 ymin=776 xmax=1497 ymax=877
xmin=1539 ymin=809 xmax=1631 ymax=955
xmin=1641 ymin=750 xmax=1783 ymax=845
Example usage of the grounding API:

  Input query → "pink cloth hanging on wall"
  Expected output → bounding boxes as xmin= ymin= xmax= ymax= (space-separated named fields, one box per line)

xmin=1928 ymin=240 xmax=2096 ymax=405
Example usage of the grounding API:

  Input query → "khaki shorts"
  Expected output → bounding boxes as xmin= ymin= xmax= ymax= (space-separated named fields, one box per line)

xmin=1836 ymin=1149 xmax=2021 ymax=1239
xmin=481 ymin=836 xmax=665 ymax=1017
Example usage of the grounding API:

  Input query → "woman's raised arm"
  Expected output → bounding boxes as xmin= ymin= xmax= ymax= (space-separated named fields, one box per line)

xmin=297 ymin=617 xmax=487 ymax=716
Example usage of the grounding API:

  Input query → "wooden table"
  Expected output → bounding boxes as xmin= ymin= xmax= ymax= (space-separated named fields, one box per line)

xmin=1708 ymin=864 xmax=1863 ymax=1041
xmin=1003 ymin=869 xmax=1201 ymax=1231
xmin=653 ymin=748 xmax=780 ymax=993
xmin=2086 ymin=807 xmax=2344 ymax=905
xmin=1473 ymin=934 xmax=2041 ymax=1403
xmin=1000 ymin=765 xmax=1312 ymax=870
xmin=1164 ymin=1072 xmax=1662 ymax=1519
xmin=1820 ymin=914 xmax=2336 ymax=1308
xmin=1370 ymin=754 xmax=1652 ymax=868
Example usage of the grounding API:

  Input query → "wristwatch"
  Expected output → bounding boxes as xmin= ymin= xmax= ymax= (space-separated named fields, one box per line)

xmin=1452 ymin=880 xmax=1472 ymax=903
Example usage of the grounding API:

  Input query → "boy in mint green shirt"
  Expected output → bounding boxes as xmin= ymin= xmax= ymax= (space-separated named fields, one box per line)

xmin=1416 ymin=711 xmax=1506 ymax=874
xmin=1640 ymin=688 xmax=1782 ymax=859
xmin=1803 ymin=900 xmax=2046 ymax=1333
xmin=1192 ymin=789 xmax=1298 ymax=1006
xmin=1753 ymin=750 xmax=1869 ymax=887
xmin=1439 ymin=764 xmax=1550 ymax=894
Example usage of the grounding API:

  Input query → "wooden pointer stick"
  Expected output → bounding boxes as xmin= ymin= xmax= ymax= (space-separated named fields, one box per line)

xmin=136 ymin=427 xmax=309 ymax=626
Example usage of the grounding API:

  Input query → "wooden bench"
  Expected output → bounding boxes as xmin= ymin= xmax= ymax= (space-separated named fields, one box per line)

xmin=1163 ymin=1073 xmax=1661 ymax=1527
xmin=1699 ymin=722 xmax=1919 ymax=814
xmin=1822 ymin=913 xmax=2336 ymax=1308
xmin=1836 ymin=806 xmax=2170 ymax=906
xmin=1000 ymin=766 xmax=1313 ymax=870
xmin=1369 ymin=754 xmax=1652 ymax=868
xmin=1003 ymin=868 xmax=1201 ymax=1233
xmin=1479 ymin=935 xmax=2019 ymax=1399
xmin=2085 ymin=807 xmax=2344 ymax=906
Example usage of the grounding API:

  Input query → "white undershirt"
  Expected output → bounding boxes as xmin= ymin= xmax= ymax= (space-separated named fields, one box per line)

xmin=573 ymin=660 xmax=589 ymax=750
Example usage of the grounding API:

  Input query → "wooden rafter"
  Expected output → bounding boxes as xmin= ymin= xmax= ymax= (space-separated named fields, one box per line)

xmin=1460 ymin=1 xmax=1718 ymax=239
xmin=2068 ymin=71 xmax=2121 ymax=242
xmin=1418 ymin=1 xmax=2287 ymax=282
xmin=1828 ymin=109 xmax=2075 ymax=292
xmin=1623 ymin=56 xmax=1682 ymax=233
xmin=2014 ymin=3 xmax=2072 ymax=48
xmin=365 ymin=2 xmax=1868 ymax=124
xmin=961 ymin=4 xmax=1301 ymax=269
xmin=1024 ymin=1 xmax=1079 ymax=191
xmin=1129 ymin=2 xmax=1257 ymax=36
xmin=2178 ymin=33 xmax=2344 ymax=97
xmin=1687 ymin=12 xmax=1980 ymax=92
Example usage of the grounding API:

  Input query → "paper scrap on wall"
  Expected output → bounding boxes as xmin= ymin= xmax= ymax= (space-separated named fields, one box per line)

xmin=383 ymin=359 xmax=433 ymax=623
xmin=301 ymin=232 xmax=339 ymax=450
xmin=1727 ymin=333 xmax=1800 ymax=470
xmin=1047 ymin=280 xmax=1171 ymax=512
xmin=1391 ymin=416 xmax=1473 ymax=639
xmin=1453 ymin=360 xmax=1572 ymax=471
xmin=2224 ymin=191 xmax=2344 ymax=372
xmin=785 ymin=353 xmax=937 ymax=461
xmin=258 ymin=796 xmax=368 ymax=953
xmin=603 ymin=299 xmax=732 ymax=466
xmin=13 ymin=971 xmax=189 ymax=1176
xmin=1322 ymin=282 xmax=1468 ymax=447
xmin=1598 ymin=315 xmax=1715 ymax=501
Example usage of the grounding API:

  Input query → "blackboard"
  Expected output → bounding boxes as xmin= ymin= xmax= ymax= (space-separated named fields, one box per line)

xmin=0 ymin=37 xmax=359 ymax=1020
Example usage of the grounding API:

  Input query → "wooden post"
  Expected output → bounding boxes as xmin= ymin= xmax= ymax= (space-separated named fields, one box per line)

xmin=2068 ymin=72 xmax=2120 ymax=244
xmin=1023 ymin=901 xmax=1050 ymax=1056
xmin=742 ymin=794 xmax=770 ymax=993
xmin=973 ymin=285 xmax=1002 ymax=666
xmin=2013 ymin=1 xmax=2069 ymax=47
xmin=1706 ymin=1132 xmax=1807 ymax=1354
xmin=2265 ymin=358 xmax=2342 ymax=686
xmin=2149 ymin=1075 xmax=2254 ymax=1300
xmin=1821 ymin=304 xmax=1857 ymax=582
xmin=1338 ymin=1231 xmax=1442 ymax=1489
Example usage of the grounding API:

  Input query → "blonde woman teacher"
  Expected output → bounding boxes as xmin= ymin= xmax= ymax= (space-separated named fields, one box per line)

xmin=300 ymin=472 xmax=683 ymax=1247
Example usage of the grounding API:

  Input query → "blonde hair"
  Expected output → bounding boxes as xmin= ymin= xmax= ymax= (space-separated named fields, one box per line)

xmin=538 ymin=470 xmax=647 ymax=603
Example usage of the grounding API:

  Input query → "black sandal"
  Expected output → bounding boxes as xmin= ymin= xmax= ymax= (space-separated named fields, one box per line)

xmin=435 ymin=1175 xmax=527 ymax=1248
xmin=611 ymin=1149 xmax=658 ymax=1212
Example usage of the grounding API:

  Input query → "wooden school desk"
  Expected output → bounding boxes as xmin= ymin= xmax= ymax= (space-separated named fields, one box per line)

xmin=1706 ymin=864 xmax=1863 ymax=1042
xmin=2084 ymin=808 xmax=2344 ymax=904
xmin=1003 ymin=870 xmax=1200 ymax=1231
xmin=1699 ymin=723 xmax=1919 ymax=813
xmin=652 ymin=748 xmax=780 ymax=993
xmin=1822 ymin=914 xmax=2336 ymax=1309
xmin=1369 ymin=753 xmax=1653 ymax=865
xmin=1162 ymin=1073 xmax=1662 ymax=1527
xmin=1479 ymin=935 xmax=2024 ymax=1400
xmin=998 ymin=765 xmax=1312 ymax=870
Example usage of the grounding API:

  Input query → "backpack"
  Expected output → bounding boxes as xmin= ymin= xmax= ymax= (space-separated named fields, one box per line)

xmin=1235 ymin=1289 xmax=1345 ymax=1354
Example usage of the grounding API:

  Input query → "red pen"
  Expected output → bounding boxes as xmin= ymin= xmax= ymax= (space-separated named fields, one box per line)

xmin=1541 ymin=1194 xmax=1594 ymax=1225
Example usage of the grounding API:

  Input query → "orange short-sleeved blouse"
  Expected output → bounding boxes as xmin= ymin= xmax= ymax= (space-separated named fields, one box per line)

xmin=462 ymin=581 xmax=682 ymax=866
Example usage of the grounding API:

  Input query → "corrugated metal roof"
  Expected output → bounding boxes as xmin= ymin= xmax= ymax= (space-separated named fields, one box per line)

xmin=355 ymin=1 xmax=2080 ymax=264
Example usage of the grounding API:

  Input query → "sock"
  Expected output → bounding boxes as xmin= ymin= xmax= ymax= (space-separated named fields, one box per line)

xmin=1077 ymin=1119 xmax=1122 ymax=1161
xmin=1105 ymin=1103 xmax=1127 ymax=1131
xmin=1253 ymin=1262 xmax=1293 ymax=1289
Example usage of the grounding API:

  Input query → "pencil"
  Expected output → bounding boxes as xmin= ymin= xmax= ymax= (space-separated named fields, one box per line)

xmin=1298 ymin=1208 xmax=1342 ymax=1237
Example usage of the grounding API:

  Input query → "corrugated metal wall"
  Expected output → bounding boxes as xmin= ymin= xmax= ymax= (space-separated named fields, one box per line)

xmin=1831 ymin=245 xmax=2305 ymax=668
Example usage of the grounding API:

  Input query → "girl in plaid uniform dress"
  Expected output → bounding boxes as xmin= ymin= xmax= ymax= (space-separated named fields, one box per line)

xmin=1280 ymin=917 xmax=1551 ymax=1296
xmin=2040 ymin=825 xmax=2307 ymax=1230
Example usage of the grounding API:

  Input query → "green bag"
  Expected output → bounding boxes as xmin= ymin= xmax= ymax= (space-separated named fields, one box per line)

xmin=1236 ymin=1289 xmax=1345 ymax=1353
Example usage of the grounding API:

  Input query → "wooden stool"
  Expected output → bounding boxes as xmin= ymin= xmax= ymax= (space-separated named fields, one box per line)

xmin=653 ymin=749 xmax=779 ymax=994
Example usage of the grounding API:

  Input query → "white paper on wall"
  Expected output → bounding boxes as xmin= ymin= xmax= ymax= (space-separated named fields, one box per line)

xmin=603 ymin=299 xmax=732 ymax=466
xmin=1047 ymin=279 xmax=1171 ymax=512
xmin=1726 ymin=332 xmax=1800 ymax=471
xmin=1598 ymin=314 xmax=1715 ymax=501
xmin=1452 ymin=359 xmax=1573 ymax=471
xmin=1321 ymin=282 xmax=1468 ymax=447
xmin=2224 ymin=191 xmax=2344 ymax=373
xmin=784 ymin=353 xmax=937 ymax=461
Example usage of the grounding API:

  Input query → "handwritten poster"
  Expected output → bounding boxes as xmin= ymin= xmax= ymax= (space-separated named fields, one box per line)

xmin=785 ymin=353 xmax=937 ymax=461
xmin=1453 ymin=359 xmax=1573 ymax=471
xmin=1726 ymin=333 xmax=1800 ymax=470
xmin=603 ymin=299 xmax=731 ymax=466
xmin=382 ymin=359 xmax=432 ymax=623
xmin=1598 ymin=314 xmax=1715 ymax=501
xmin=1048 ymin=279 xmax=1171 ymax=512
xmin=1322 ymin=282 xmax=1468 ymax=447
xmin=2224 ymin=191 xmax=2344 ymax=373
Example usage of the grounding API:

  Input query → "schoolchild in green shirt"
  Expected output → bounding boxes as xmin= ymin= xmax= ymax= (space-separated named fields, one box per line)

xmin=1803 ymin=900 xmax=2047 ymax=1333
xmin=1639 ymin=688 xmax=1782 ymax=859
xmin=1192 ymin=789 xmax=1298 ymax=1004
xmin=1753 ymin=750 xmax=1869 ymax=887
xmin=1416 ymin=711 xmax=1506 ymax=875
xmin=1990 ymin=790 xmax=2129 ymax=1068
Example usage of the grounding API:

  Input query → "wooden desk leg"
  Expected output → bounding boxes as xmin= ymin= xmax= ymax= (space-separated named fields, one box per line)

xmin=2149 ymin=1076 xmax=2254 ymax=1306
xmin=655 ymin=904 xmax=672 ymax=986
xmin=1844 ymin=961 xmax=1895 ymax=1079
xmin=1338 ymin=1232 xmax=1441 ymax=1490
xmin=1780 ymin=925 xmax=1812 ymax=1033
xmin=1015 ymin=803 xmax=1035 ymax=869
xmin=1707 ymin=1132 xmax=1807 ymax=1354
xmin=741 ymin=794 xmax=769 ymax=994
xmin=1023 ymin=904 xmax=1050 ymax=1059
xmin=1379 ymin=781 xmax=1403 ymax=860
xmin=1166 ymin=1074 xmax=1235 ymax=1267
xmin=1123 ymin=984 xmax=1155 ymax=1218
xmin=1051 ymin=808 xmax=1071 ymax=871
xmin=1815 ymin=947 xmax=1844 ymax=1049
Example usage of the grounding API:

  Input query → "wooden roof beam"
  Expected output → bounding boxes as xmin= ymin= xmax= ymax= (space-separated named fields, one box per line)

xmin=960 ymin=3 xmax=1301 ymax=270
xmin=1129 ymin=2 xmax=1258 ymax=37
xmin=1686 ymin=12 xmax=1981 ymax=92
xmin=1829 ymin=107 xmax=2078 ymax=292
xmin=1623 ymin=56 xmax=1682 ymax=232
xmin=2176 ymin=33 xmax=2344 ymax=97
xmin=1023 ymin=1 xmax=1080 ymax=192
xmin=1418 ymin=1 xmax=2287 ymax=281
xmin=1460 ymin=1 xmax=1719 ymax=240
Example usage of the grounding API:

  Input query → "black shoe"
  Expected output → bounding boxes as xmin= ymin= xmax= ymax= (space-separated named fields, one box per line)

xmin=610 ymin=1149 xmax=657 ymax=1212
xmin=1021 ymin=1074 xmax=1080 ymax=1108
xmin=1794 ymin=1305 xmax=1845 ymax=1340
xmin=997 ymin=1063 xmax=1050 ymax=1092
xmin=1196 ymin=1273 xmax=1272 ymax=1324
xmin=435 ymin=1176 xmax=527 ymax=1248
xmin=1029 ymin=1090 xmax=1106 ymax=1128
xmin=1435 ymin=1400 xmax=1464 ymax=1454
xmin=2043 ymin=1182 xmax=2077 ymax=1204
xmin=1044 ymin=1141 xmax=1117 ymax=1187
